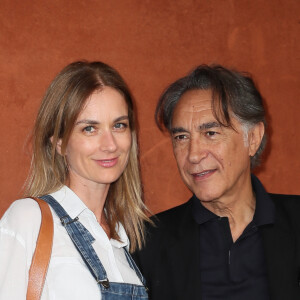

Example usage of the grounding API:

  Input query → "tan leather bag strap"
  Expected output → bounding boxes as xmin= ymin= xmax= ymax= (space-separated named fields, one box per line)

xmin=26 ymin=197 xmax=54 ymax=300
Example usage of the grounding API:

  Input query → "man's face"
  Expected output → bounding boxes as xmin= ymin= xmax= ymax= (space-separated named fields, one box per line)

xmin=171 ymin=89 xmax=261 ymax=203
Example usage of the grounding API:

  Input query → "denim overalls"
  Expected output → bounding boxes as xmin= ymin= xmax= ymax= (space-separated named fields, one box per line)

xmin=41 ymin=195 xmax=148 ymax=300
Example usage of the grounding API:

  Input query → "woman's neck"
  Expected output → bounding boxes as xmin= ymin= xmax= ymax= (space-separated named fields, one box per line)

xmin=68 ymin=176 xmax=110 ymax=225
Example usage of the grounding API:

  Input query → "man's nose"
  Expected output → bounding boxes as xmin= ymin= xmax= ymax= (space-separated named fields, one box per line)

xmin=188 ymin=137 xmax=208 ymax=163
xmin=99 ymin=131 xmax=118 ymax=152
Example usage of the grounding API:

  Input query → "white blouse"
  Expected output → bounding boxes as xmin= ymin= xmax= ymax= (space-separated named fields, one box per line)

xmin=0 ymin=186 xmax=142 ymax=300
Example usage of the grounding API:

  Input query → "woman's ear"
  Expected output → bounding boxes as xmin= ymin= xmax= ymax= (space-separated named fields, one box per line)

xmin=248 ymin=122 xmax=265 ymax=157
xmin=50 ymin=136 xmax=63 ymax=155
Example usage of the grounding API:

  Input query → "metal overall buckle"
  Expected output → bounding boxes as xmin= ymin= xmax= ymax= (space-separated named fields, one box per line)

xmin=97 ymin=278 xmax=110 ymax=289
xmin=60 ymin=216 xmax=79 ymax=226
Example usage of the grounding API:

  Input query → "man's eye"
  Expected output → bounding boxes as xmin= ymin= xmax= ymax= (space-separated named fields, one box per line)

xmin=83 ymin=126 xmax=95 ymax=133
xmin=174 ymin=134 xmax=187 ymax=140
xmin=205 ymin=131 xmax=218 ymax=137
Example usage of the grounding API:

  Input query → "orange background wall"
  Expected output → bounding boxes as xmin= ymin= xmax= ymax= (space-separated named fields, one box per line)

xmin=0 ymin=0 xmax=299 ymax=216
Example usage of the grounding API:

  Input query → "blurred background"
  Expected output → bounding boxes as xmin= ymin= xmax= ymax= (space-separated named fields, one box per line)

xmin=1 ymin=0 xmax=299 ymax=215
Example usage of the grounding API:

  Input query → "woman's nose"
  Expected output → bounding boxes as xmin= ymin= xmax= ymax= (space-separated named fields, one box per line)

xmin=99 ymin=131 xmax=118 ymax=152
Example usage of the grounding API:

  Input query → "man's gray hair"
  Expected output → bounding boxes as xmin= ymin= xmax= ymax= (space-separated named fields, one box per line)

xmin=155 ymin=64 xmax=267 ymax=169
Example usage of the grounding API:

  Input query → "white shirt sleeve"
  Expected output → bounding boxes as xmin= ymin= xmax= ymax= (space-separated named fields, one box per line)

xmin=0 ymin=199 xmax=41 ymax=300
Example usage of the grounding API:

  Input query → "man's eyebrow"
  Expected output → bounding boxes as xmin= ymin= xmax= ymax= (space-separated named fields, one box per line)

xmin=199 ymin=122 xmax=221 ymax=130
xmin=170 ymin=122 xmax=221 ymax=134
xmin=170 ymin=127 xmax=187 ymax=134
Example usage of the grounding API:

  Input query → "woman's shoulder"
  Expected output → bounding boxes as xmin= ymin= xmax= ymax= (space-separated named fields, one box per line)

xmin=0 ymin=198 xmax=42 ymax=243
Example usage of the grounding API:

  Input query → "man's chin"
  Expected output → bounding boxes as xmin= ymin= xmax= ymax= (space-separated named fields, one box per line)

xmin=193 ymin=190 xmax=222 ymax=203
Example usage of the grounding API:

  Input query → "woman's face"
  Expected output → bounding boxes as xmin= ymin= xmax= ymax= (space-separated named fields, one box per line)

xmin=60 ymin=87 xmax=132 ymax=190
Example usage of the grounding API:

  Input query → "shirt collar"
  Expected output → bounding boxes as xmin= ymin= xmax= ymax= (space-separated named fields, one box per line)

xmin=110 ymin=223 xmax=129 ymax=249
xmin=49 ymin=185 xmax=88 ymax=220
xmin=192 ymin=174 xmax=275 ymax=226
xmin=49 ymin=185 xmax=130 ymax=249
xmin=192 ymin=195 xmax=218 ymax=225
xmin=251 ymin=174 xmax=275 ymax=226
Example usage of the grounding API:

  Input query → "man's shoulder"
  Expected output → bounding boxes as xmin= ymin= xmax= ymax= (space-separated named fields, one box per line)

xmin=269 ymin=193 xmax=300 ymax=208
xmin=147 ymin=199 xmax=194 ymax=232
xmin=268 ymin=193 xmax=300 ymax=225
xmin=152 ymin=199 xmax=193 ymax=223
xmin=143 ymin=198 xmax=194 ymax=240
xmin=135 ymin=198 xmax=196 ymax=263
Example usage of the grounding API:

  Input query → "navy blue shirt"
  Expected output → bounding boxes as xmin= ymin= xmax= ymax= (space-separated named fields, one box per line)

xmin=192 ymin=175 xmax=276 ymax=300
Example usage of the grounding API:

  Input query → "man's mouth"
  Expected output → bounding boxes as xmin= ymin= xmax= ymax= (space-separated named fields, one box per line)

xmin=191 ymin=169 xmax=216 ymax=179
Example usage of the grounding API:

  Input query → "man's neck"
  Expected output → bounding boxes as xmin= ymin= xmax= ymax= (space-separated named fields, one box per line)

xmin=200 ymin=176 xmax=256 ymax=242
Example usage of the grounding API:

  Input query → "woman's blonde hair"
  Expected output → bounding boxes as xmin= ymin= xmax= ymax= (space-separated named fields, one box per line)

xmin=24 ymin=61 xmax=150 ymax=251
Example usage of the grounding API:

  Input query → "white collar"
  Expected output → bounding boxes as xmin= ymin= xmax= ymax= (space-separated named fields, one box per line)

xmin=110 ymin=223 xmax=129 ymax=249
xmin=50 ymin=185 xmax=87 ymax=220
xmin=49 ymin=185 xmax=129 ymax=249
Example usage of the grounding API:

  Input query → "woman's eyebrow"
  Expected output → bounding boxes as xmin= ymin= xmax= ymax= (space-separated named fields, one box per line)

xmin=75 ymin=119 xmax=99 ymax=125
xmin=114 ymin=115 xmax=129 ymax=122
xmin=75 ymin=115 xmax=129 ymax=126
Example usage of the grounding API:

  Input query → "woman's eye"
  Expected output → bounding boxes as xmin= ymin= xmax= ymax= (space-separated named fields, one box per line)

xmin=83 ymin=126 xmax=95 ymax=133
xmin=114 ymin=123 xmax=128 ymax=130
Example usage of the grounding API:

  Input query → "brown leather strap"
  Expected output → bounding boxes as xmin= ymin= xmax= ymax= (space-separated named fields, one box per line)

xmin=26 ymin=197 xmax=54 ymax=300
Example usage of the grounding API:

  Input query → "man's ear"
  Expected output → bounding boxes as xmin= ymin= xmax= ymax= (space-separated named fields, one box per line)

xmin=248 ymin=122 xmax=265 ymax=157
xmin=50 ymin=136 xmax=63 ymax=155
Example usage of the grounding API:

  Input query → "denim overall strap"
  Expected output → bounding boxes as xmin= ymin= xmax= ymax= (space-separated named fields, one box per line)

xmin=40 ymin=195 xmax=109 ymax=286
xmin=40 ymin=195 xmax=148 ymax=299
xmin=123 ymin=248 xmax=147 ymax=286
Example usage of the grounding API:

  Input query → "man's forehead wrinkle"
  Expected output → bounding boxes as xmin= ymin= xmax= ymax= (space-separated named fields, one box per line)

xmin=190 ymin=105 xmax=214 ymax=128
xmin=190 ymin=100 xmax=211 ymax=112
xmin=172 ymin=93 xmax=214 ymax=131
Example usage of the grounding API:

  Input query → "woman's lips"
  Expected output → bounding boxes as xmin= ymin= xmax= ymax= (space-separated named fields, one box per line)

xmin=95 ymin=157 xmax=118 ymax=168
xmin=191 ymin=169 xmax=216 ymax=180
